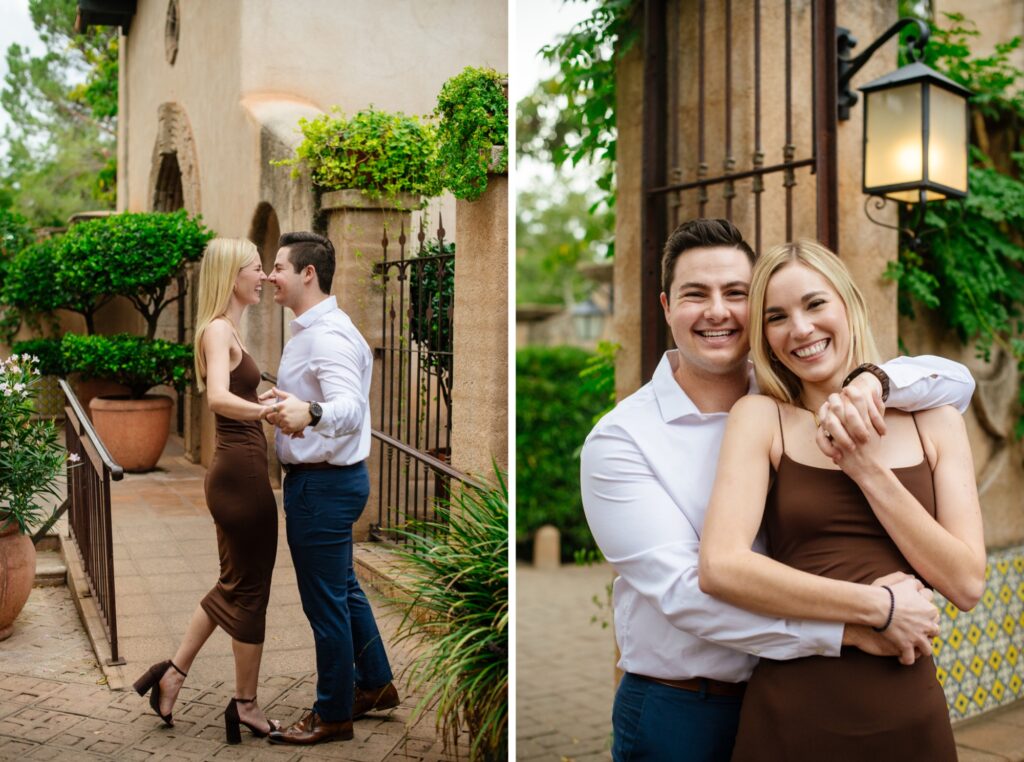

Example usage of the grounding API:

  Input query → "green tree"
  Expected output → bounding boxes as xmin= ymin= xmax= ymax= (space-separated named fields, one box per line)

xmin=516 ymin=175 xmax=613 ymax=306
xmin=0 ymin=0 xmax=118 ymax=227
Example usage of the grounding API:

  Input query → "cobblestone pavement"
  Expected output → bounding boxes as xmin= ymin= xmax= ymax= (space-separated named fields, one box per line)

xmin=515 ymin=562 xmax=1024 ymax=762
xmin=0 ymin=439 xmax=466 ymax=761
xmin=516 ymin=562 xmax=614 ymax=762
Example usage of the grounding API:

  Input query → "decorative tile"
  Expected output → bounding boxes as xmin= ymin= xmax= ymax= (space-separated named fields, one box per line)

xmin=934 ymin=545 xmax=1024 ymax=722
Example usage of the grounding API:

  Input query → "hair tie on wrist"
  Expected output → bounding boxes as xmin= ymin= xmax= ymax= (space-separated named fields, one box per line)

xmin=873 ymin=585 xmax=895 ymax=633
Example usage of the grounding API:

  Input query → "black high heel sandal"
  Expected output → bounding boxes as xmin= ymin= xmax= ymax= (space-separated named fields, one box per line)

xmin=133 ymin=659 xmax=187 ymax=727
xmin=224 ymin=696 xmax=281 ymax=744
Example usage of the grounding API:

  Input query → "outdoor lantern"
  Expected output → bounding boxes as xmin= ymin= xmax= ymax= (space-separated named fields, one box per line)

xmin=860 ymin=61 xmax=971 ymax=203
xmin=571 ymin=298 xmax=605 ymax=342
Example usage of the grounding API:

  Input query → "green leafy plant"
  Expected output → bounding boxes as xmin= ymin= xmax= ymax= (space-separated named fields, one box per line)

xmin=0 ymin=353 xmax=73 ymax=535
xmin=408 ymin=239 xmax=455 ymax=411
xmin=386 ymin=468 xmax=508 ymax=761
xmin=532 ymin=0 xmax=640 ymax=210
xmin=0 ymin=237 xmax=64 ymax=343
xmin=11 ymin=338 xmax=66 ymax=377
xmin=61 ymin=334 xmax=192 ymax=399
xmin=882 ymin=13 xmax=1024 ymax=433
xmin=277 ymin=107 xmax=440 ymax=201
xmin=435 ymin=67 xmax=508 ymax=201
xmin=516 ymin=346 xmax=608 ymax=560
xmin=579 ymin=340 xmax=619 ymax=424
xmin=57 ymin=211 xmax=214 ymax=339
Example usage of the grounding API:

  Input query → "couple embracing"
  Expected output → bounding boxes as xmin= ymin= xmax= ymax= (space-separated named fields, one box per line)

xmin=582 ymin=219 xmax=985 ymax=761
xmin=133 ymin=233 xmax=398 ymax=746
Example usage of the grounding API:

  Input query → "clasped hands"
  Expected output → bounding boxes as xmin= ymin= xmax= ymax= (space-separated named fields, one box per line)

xmin=257 ymin=388 xmax=310 ymax=437
xmin=821 ymin=377 xmax=940 ymax=665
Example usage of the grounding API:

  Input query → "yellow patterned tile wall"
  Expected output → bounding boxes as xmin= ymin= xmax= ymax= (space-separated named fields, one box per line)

xmin=934 ymin=546 xmax=1024 ymax=722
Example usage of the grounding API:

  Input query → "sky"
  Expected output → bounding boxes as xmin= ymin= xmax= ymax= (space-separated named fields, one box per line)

xmin=0 ymin=0 xmax=45 ymax=138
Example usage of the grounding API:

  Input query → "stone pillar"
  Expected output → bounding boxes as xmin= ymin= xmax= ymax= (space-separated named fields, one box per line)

xmin=450 ymin=168 xmax=509 ymax=481
xmin=322 ymin=189 xmax=418 ymax=541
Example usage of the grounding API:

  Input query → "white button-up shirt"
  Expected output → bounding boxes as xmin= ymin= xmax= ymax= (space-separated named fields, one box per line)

xmin=274 ymin=295 xmax=373 ymax=466
xmin=580 ymin=351 xmax=975 ymax=683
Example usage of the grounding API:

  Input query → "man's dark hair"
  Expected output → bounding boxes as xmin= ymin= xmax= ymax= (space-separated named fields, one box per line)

xmin=278 ymin=231 xmax=335 ymax=294
xmin=661 ymin=218 xmax=756 ymax=296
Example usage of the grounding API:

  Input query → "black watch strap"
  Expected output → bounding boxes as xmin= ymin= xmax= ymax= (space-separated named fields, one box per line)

xmin=308 ymin=401 xmax=323 ymax=427
xmin=842 ymin=363 xmax=890 ymax=402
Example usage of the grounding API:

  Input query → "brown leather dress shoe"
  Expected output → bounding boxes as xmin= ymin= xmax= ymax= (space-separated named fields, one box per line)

xmin=353 ymin=682 xmax=400 ymax=719
xmin=267 ymin=710 xmax=353 ymax=745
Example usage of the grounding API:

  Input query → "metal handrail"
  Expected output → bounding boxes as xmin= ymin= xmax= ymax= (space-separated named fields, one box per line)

xmin=58 ymin=378 xmax=125 ymax=665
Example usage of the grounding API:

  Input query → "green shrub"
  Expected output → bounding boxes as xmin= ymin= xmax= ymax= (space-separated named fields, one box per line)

xmin=277 ymin=107 xmax=440 ymax=200
xmin=435 ymin=67 xmax=508 ymax=201
xmin=516 ymin=346 xmax=607 ymax=560
xmin=0 ymin=237 xmax=66 ymax=344
xmin=408 ymin=239 xmax=454 ymax=410
xmin=386 ymin=468 xmax=508 ymax=761
xmin=58 ymin=211 xmax=214 ymax=339
xmin=62 ymin=334 xmax=192 ymax=399
xmin=11 ymin=338 xmax=66 ymax=377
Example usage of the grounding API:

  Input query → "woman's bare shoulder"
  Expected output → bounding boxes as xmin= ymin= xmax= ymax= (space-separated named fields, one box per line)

xmin=729 ymin=393 xmax=781 ymax=419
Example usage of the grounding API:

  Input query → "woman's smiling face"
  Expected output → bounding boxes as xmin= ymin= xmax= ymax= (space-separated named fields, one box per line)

xmin=763 ymin=262 xmax=851 ymax=387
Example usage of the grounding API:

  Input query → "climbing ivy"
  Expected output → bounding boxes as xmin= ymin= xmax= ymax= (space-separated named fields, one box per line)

xmin=883 ymin=13 xmax=1024 ymax=434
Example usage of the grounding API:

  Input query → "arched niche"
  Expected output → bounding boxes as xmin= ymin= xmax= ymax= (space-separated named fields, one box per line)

xmin=246 ymin=201 xmax=284 ymax=485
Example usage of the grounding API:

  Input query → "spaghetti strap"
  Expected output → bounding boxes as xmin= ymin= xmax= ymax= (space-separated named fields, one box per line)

xmin=774 ymin=400 xmax=786 ymax=454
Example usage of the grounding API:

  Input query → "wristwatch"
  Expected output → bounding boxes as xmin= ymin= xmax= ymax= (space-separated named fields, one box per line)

xmin=842 ymin=363 xmax=890 ymax=402
xmin=307 ymin=401 xmax=323 ymax=427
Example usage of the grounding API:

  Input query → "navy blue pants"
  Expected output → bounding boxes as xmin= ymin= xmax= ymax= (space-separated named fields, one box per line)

xmin=283 ymin=462 xmax=393 ymax=722
xmin=612 ymin=673 xmax=742 ymax=762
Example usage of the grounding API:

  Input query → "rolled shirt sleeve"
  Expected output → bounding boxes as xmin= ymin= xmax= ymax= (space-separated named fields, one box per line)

xmin=882 ymin=355 xmax=976 ymax=414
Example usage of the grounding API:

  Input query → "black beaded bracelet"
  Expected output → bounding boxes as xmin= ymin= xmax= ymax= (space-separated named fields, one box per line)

xmin=873 ymin=584 xmax=895 ymax=633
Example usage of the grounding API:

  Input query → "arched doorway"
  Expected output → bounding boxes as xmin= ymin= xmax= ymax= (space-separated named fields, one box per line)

xmin=247 ymin=202 xmax=284 ymax=484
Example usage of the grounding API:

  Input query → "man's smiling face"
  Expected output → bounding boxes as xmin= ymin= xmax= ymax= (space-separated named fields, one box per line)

xmin=660 ymin=246 xmax=752 ymax=378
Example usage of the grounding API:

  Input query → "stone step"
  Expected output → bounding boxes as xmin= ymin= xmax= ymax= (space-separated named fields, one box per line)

xmin=34 ymin=548 xmax=67 ymax=587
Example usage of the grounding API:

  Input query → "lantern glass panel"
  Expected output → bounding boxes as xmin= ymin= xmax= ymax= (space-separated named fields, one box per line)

xmin=864 ymin=82 xmax=923 ymax=190
xmin=928 ymin=85 xmax=968 ymax=194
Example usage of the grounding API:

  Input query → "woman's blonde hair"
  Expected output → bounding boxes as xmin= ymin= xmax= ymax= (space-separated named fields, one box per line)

xmin=193 ymin=238 xmax=259 ymax=390
xmin=749 ymin=239 xmax=879 ymax=405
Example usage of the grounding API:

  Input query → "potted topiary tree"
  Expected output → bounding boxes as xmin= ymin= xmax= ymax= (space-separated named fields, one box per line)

xmin=0 ymin=353 xmax=73 ymax=639
xmin=61 ymin=334 xmax=192 ymax=472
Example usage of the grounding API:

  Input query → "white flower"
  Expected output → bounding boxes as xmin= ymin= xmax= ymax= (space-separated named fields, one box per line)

xmin=31 ymin=355 xmax=39 ymax=363
xmin=3 ymin=389 xmax=11 ymax=397
xmin=33 ymin=369 xmax=41 ymax=375
xmin=68 ymin=453 xmax=81 ymax=463
xmin=13 ymin=383 xmax=25 ymax=393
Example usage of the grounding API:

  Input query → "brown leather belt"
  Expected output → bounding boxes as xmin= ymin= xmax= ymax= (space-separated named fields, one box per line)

xmin=282 ymin=461 xmax=354 ymax=473
xmin=636 ymin=674 xmax=747 ymax=697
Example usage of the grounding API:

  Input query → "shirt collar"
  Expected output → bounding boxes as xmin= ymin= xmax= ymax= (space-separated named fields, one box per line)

xmin=290 ymin=295 xmax=336 ymax=334
xmin=652 ymin=350 xmax=759 ymax=422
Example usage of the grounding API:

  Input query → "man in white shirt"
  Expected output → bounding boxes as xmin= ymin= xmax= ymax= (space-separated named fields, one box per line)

xmin=260 ymin=232 xmax=399 ymax=745
xmin=580 ymin=218 xmax=976 ymax=761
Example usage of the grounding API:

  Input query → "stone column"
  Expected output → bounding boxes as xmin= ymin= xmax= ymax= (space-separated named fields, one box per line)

xmin=450 ymin=165 xmax=509 ymax=481
xmin=321 ymin=189 xmax=418 ymax=541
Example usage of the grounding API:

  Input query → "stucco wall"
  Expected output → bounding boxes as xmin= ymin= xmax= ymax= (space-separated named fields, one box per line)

xmin=117 ymin=0 xmax=508 ymax=465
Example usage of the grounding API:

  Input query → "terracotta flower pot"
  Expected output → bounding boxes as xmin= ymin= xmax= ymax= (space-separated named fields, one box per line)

xmin=69 ymin=376 xmax=133 ymax=419
xmin=90 ymin=394 xmax=174 ymax=472
xmin=0 ymin=521 xmax=36 ymax=641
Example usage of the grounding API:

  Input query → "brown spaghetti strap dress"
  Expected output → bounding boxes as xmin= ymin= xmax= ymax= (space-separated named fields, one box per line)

xmin=199 ymin=351 xmax=278 ymax=644
xmin=730 ymin=412 xmax=956 ymax=762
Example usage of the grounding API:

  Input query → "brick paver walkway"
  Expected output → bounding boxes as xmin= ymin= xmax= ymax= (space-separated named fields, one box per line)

xmin=516 ymin=562 xmax=614 ymax=761
xmin=0 ymin=438 xmax=465 ymax=761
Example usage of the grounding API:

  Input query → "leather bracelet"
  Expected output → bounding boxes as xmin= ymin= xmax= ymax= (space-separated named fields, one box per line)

xmin=873 ymin=584 xmax=895 ymax=633
xmin=842 ymin=362 xmax=890 ymax=403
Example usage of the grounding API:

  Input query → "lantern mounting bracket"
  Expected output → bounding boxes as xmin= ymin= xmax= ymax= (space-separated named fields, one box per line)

xmin=838 ymin=18 xmax=930 ymax=120
xmin=863 ymin=194 xmax=967 ymax=254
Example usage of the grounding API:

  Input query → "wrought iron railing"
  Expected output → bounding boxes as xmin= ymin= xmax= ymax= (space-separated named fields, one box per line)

xmin=58 ymin=379 xmax=125 ymax=665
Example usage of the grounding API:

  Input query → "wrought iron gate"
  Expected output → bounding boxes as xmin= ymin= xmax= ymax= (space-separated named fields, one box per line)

xmin=640 ymin=0 xmax=839 ymax=380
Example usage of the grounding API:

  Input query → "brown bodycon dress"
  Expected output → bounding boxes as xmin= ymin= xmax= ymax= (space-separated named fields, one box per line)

xmin=730 ymin=407 xmax=956 ymax=762
xmin=199 ymin=351 xmax=278 ymax=644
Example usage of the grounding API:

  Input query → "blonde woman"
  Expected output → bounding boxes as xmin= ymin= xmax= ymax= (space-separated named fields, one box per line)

xmin=699 ymin=240 xmax=985 ymax=760
xmin=133 ymin=238 xmax=281 ymax=743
